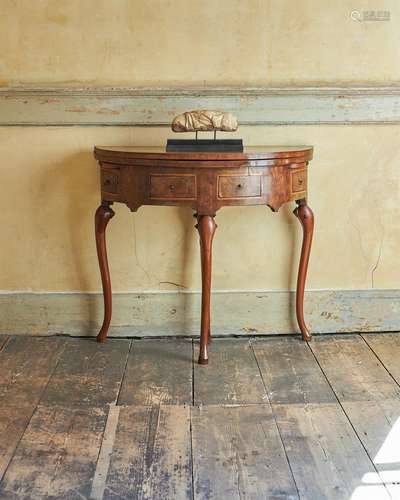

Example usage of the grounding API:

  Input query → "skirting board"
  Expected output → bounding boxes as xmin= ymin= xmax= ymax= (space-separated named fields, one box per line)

xmin=1 ymin=86 xmax=400 ymax=125
xmin=1 ymin=289 xmax=399 ymax=337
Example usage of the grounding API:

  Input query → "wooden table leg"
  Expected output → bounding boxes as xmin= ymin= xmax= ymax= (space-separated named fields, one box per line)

xmin=293 ymin=199 xmax=314 ymax=341
xmin=95 ymin=201 xmax=115 ymax=342
xmin=196 ymin=215 xmax=217 ymax=364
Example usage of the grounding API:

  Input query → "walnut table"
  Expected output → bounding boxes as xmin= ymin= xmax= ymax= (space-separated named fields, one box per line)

xmin=94 ymin=146 xmax=314 ymax=364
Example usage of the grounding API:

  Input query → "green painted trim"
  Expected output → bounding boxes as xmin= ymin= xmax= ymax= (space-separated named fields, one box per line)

xmin=1 ymin=290 xmax=399 ymax=337
xmin=1 ymin=86 xmax=400 ymax=125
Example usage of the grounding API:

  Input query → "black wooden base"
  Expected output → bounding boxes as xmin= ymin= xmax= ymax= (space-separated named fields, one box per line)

xmin=166 ymin=139 xmax=243 ymax=152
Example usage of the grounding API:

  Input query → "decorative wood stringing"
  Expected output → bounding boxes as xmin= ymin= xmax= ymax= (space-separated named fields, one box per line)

xmin=39 ymin=338 xmax=131 ymax=408
xmin=193 ymin=339 xmax=267 ymax=405
xmin=191 ymin=404 xmax=299 ymax=500
xmin=0 ymin=337 xmax=66 ymax=481
xmin=0 ymin=336 xmax=9 ymax=351
xmin=117 ymin=339 xmax=193 ymax=405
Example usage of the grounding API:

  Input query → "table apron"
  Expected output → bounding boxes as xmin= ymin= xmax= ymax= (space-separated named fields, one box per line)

xmin=100 ymin=163 xmax=308 ymax=213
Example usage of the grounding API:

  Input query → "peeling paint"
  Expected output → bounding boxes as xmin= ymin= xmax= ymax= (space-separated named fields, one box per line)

xmin=1 ymin=290 xmax=400 ymax=337
xmin=1 ymin=86 xmax=400 ymax=125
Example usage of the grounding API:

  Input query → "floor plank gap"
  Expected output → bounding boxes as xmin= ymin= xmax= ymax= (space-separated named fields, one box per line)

xmin=115 ymin=339 xmax=133 ymax=406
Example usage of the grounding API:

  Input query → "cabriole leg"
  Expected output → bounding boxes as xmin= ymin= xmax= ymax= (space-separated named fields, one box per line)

xmin=196 ymin=215 xmax=217 ymax=364
xmin=95 ymin=201 xmax=115 ymax=342
xmin=293 ymin=199 xmax=314 ymax=341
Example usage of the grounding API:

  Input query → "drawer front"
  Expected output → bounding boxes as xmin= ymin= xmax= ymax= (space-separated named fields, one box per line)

xmin=291 ymin=169 xmax=307 ymax=193
xmin=149 ymin=174 xmax=196 ymax=199
xmin=218 ymin=175 xmax=262 ymax=199
xmin=101 ymin=168 xmax=120 ymax=194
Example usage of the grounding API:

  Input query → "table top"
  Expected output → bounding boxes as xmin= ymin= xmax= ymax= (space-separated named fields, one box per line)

xmin=94 ymin=145 xmax=313 ymax=162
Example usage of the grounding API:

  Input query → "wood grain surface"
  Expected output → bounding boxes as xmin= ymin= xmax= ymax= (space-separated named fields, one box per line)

xmin=39 ymin=338 xmax=131 ymax=408
xmin=193 ymin=339 xmax=266 ymax=405
xmin=1 ymin=334 xmax=399 ymax=499
xmin=192 ymin=404 xmax=298 ymax=499
xmin=100 ymin=405 xmax=192 ymax=500
xmin=0 ymin=337 xmax=66 ymax=481
xmin=118 ymin=339 xmax=193 ymax=405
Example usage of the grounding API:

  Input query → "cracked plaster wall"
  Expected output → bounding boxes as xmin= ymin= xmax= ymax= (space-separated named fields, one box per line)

xmin=1 ymin=0 xmax=399 ymax=294
xmin=1 ymin=125 xmax=399 ymax=292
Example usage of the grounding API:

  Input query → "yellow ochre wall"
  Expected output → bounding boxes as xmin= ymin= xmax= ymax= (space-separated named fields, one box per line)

xmin=2 ymin=0 xmax=400 ymax=86
xmin=1 ymin=0 xmax=399 ymax=296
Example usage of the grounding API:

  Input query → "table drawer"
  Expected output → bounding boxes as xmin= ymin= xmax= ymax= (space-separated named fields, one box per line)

xmin=149 ymin=174 xmax=196 ymax=199
xmin=218 ymin=175 xmax=262 ymax=199
xmin=291 ymin=169 xmax=307 ymax=193
xmin=101 ymin=168 xmax=120 ymax=194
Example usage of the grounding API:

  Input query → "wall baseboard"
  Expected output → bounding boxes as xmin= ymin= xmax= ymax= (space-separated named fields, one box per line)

xmin=1 ymin=289 xmax=399 ymax=337
xmin=1 ymin=86 xmax=400 ymax=125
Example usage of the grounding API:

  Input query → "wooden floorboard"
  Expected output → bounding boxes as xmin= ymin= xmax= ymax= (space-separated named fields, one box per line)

xmin=309 ymin=334 xmax=400 ymax=402
xmin=0 ymin=405 xmax=36 ymax=485
xmin=118 ymin=339 xmax=193 ymax=405
xmin=362 ymin=333 xmax=400 ymax=385
xmin=194 ymin=338 xmax=266 ymax=405
xmin=39 ymin=338 xmax=131 ymax=408
xmin=0 ymin=404 xmax=108 ymax=500
xmin=273 ymin=402 xmax=391 ymax=500
xmin=1 ymin=334 xmax=399 ymax=499
xmin=0 ymin=336 xmax=65 ymax=481
xmin=252 ymin=337 xmax=336 ymax=404
xmin=361 ymin=332 xmax=400 ymax=497
xmin=192 ymin=404 xmax=299 ymax=500
xmin=344 ymin=399 xmax=400 ymax=499
xmin=97 ymin=405 xmax=192 ymax=500
xmin=0 ymin=336 xmax=65 ymax=407
xmin=310 ymin=334 xmax=400 ymax=497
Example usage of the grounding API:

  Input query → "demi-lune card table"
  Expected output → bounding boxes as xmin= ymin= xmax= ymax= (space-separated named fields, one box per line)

xmin=94 ymin=146 xmax=314 ymax=364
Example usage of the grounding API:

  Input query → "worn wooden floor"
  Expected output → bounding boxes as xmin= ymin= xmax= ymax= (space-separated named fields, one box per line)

xmin=0 ymin=334 xmax=400 ymax=499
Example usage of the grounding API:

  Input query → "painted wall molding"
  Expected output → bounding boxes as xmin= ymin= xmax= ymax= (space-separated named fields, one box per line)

xmin=1 ymin=289 xmax=399 ymax=337
xmin=1 ymin=85 xmax=400 ymax=125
